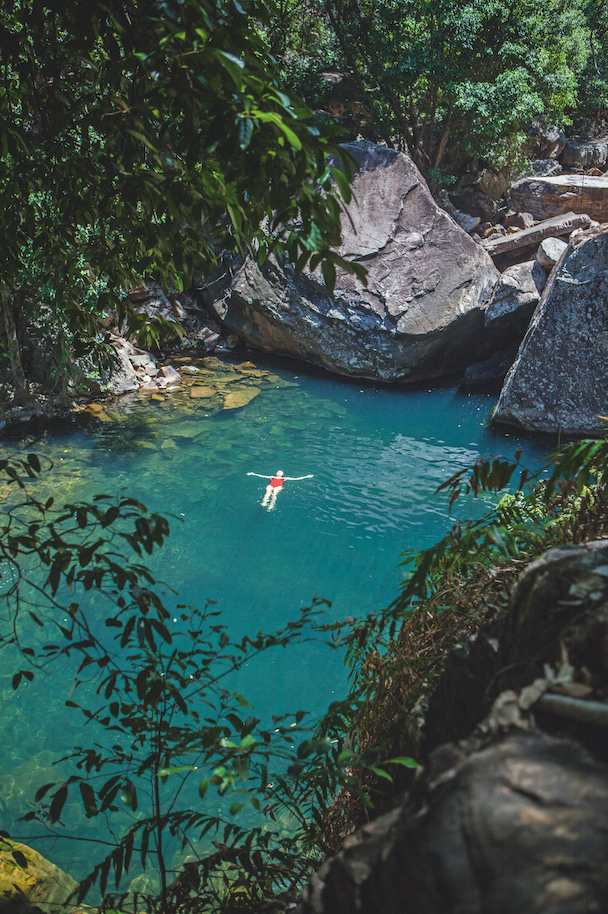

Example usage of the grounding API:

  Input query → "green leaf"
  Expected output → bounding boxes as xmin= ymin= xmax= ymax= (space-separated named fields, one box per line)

xmin=216 ymin=50 xmax=245 ymax=69
xmin=79 ymin=782 xmax=98 ymax=817
xmin=35 ymin=782 xmax=55 ymax=802
xmin=49 ymin=785 xmax=68 ymax=824
xmin=297 ymin=740 xmax=313 ymax=759
xmin=303 ymin=223 xmax=324 ymax=252
xmin=368 ymin=766 xmax=393 ymax=782
xmin=238 ymin=117 xmax=254 ymax=150
xmin=27 ymin=453 xmax=41 ymax=474
xmin=11 ymin=851 xmax=28 ymax=869
xmin=331 ymin=167 xmax=352 ymax=204
xmin=337 ymin=750 xmax=357 ymax=765
xmin=321 ymin=258 xmax=336 ymax=292
xmin=120 ymin=781 xmax=137 ymax=811
xmin=158 ymin=765 xmax=197 ymax=777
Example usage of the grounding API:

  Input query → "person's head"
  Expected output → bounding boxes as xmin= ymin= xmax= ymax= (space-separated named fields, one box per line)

xmin=276 ymin=470 xmax=284 ymax=477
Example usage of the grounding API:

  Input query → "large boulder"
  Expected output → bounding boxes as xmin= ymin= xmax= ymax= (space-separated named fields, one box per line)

xmin=493 ymin=225 xmax=608 ymax=434
xmin=484 ymin=260 xmax=546 ymax=333
xmin=510 ymin=173 xmax=608 ymax=221
xmin=560 ymin=137 xmax=608 ymax=170
xmin=294 ymin=728 xmax=608 ymax=914
xmin=293 ymin=539 xmax=608 ymax=914
xmin=460 ymin=261 xmax=546 ymax=391
xmin=206 ymin=142 xmax=500 ymax=383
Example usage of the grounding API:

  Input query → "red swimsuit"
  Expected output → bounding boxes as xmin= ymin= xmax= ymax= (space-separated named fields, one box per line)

xmin=270 ymin=476 xmax=284 ymax=488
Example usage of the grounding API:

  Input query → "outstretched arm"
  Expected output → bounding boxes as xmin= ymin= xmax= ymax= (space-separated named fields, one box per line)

xmin=247 ymin=472 xmax=271 ymax=479
xmin=283 ymin=475 xmax=314 ymax=481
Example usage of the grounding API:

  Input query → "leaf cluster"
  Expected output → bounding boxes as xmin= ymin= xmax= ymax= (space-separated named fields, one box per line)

xmin=273 ymin=0 xmax=595 ymax=173
xmin=314 ymin=436 xmax=608 ymax=845
xmin=0 ymin=0 xmax=364 ymax=403
xmin=0 ymin=454 xmax=402 ymax=912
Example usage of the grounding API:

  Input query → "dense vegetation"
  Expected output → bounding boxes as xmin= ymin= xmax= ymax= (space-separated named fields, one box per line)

xmin=0 ymin=0 xmax=363 ymax=406
xmin=320 ymin=438 xmax=608 ymax=845
xmin=1 ymin=0 xmax=608 ymax=910
xmin=268 ymin=0 xmax=607 ymax=176
xmin=1 ymin=0 xmax=606 ymax=404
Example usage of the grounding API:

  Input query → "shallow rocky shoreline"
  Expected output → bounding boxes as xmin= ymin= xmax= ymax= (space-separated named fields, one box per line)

xmin=2 ymin=139 xmax=608 ymax=439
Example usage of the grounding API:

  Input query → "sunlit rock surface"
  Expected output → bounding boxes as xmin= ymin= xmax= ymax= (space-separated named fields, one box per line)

xmin=205 ymin=142 xmax=500 ymax=383
xmin=484 ymin=260 xmax=546 ymax=332
xmin=510 ymin=173 xmax=608 ymax=221
xmin=494 ymin=225 xmax=608 ymax=434
xmin=0 ymin=839 xmax=78 ymax=914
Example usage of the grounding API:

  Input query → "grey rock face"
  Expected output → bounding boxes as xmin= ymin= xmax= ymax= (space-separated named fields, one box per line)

xmin=485 ymin=261 xmax=546 ymax=329
xmin=510 ymin=174 xmax=608 ymax=221
xmin=207 ymin=142 xmax=500 ymax=383
xmin=536 ymin=236 xmax=568 ymax=270
xmin=294 ymin=729 xmax=608 ymax=914
xmin=451 ymin=210 xmax=480 ymax=233
xmin=494 ymin=226 xmax=608 ymax=434
xmin=561 ymin=137 xmax=608 ymax=169
xmin=528 ymin=159 xmax=562 ymax=177
xmin=527 ymin=120 xmax=566 ymax=159
xmin=460 ymin=347 xmax=520 ymax=391
xmin=102 ymin=336 xmax=142 ymax=394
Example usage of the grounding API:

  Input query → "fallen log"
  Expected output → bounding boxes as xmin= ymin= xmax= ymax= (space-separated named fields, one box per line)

xmin=480 ymin=211 xmax=591 ymax=258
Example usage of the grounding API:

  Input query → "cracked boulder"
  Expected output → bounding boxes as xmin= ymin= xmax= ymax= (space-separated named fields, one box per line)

xmin=205 ymin=142 xmax=500 ymax=383
xmin=494 ymin=225 xmax=608 ymax=434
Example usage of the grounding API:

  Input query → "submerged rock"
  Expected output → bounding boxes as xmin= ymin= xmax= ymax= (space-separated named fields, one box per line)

xmin=222 ymin=386 xmax=260 ymax=410
xmin=494 ymin=225 xmax=608 ymax=434
xmin=205 ymin=142 xmax=499 ymax=383
xmin=189 ymin=385 xmax=216 ymax=399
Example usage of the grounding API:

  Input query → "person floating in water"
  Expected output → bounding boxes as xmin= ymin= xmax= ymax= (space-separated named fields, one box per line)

xmin=247 ymin=470 xmax=314 ymax=510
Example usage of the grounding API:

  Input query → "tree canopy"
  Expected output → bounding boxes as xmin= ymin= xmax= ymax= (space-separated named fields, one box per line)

xmin=270 ymin=0 xmax=595 ymax=175
xmin=0 ymin=0 xmax=361 ymax=403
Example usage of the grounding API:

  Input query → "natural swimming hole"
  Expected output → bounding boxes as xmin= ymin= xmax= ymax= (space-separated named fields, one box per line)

xmin=0 ymin=352 xmax=546 ymax=885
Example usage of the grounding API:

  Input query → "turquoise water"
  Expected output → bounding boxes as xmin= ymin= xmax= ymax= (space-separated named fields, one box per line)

xmin=0 ymin=352 xmax=545 ymax=887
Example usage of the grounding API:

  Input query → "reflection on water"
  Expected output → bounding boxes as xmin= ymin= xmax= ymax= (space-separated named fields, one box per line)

xmin=0 ymin=353 xmax=545 ymax=884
